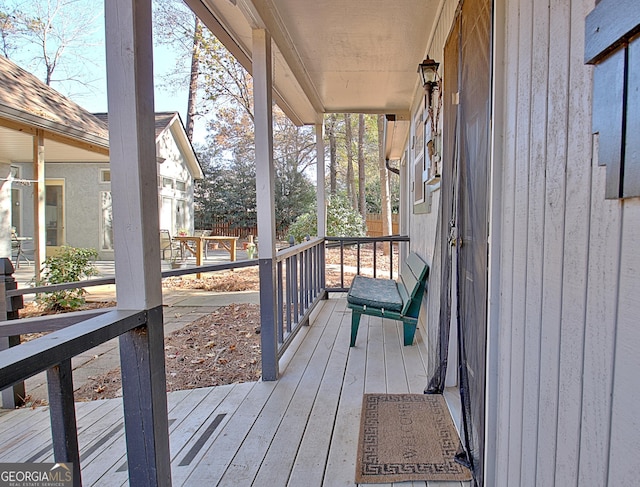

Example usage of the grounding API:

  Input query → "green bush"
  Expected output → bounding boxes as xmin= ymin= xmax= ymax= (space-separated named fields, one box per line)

xmin=288 ymin=195 xmax=366 ymax=243
xmin=36 ymin=246 xmax=99 ymax=311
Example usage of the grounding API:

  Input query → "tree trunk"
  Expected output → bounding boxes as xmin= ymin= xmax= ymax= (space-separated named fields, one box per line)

xmin=358 ymin=113 xmax=366 ymax=220
xmin=345 ymin=113 xmax=356 ymax=209
xmin=377 ymin=114 xmax=392 ymax=254
xmin=328 ymin=114 xmax=338 ymax=195
xmin=185 ymin=17 xmax=202 ymax=142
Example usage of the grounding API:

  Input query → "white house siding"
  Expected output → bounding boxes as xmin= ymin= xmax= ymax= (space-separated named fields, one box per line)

xmin=156 ymin=125 xmax=196 ymax=236
xmin=491 ymin=0 xmax=640 ymax=486
xmin=15 ymin=163 xmax=111 ymax=259
xmin=12 ymin=124 xmax=197 ymax=261
xmin=408 ymin=0 xmax=458 ymax=374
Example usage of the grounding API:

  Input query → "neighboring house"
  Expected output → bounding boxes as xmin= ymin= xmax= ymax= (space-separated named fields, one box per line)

xmin=85 ymin=112 xmax=203 ymax=259
xmin=0 ymin=55 xmax=202 ymax=262
xmin=0 ymin=55 xmax=109 ymax=267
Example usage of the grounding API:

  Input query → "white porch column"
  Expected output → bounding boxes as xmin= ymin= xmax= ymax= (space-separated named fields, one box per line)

xmin=105 ymin=1 xmax=171 ymax=485
xmin=253 ymin=28 xmax=279 ymax=381
xmin=0 ymin=164 xmax=10 ymax=259
xmin=33 ymin=130 xmax=45 ymax=279
xmin=316 ymin=122 xmax=326 ymax=237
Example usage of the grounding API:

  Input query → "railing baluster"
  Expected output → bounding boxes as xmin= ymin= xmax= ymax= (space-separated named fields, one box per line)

xmin=292 ymin=254 xmax=299 ymax=325
xmin=299 ymin=250 xmax=305 ymax=320
xmin=306 ymin=248 xmax=312 ymax=304
xmin=340 ymin=240 xmax=345 ymax=289
xmin=309 ymin=247 xmax=314 ymax=300
xmin=390 ymin=241 xmax=394 ymax=279
xmin=313 ymin=245 xmax=319 ymax=297
xmin=320 ymin=243 xmax=326 ymax=291
xmin=373 ymin=240 xmax=377 ymax=278
xmin=285 ymin=257 xmax=292 ymax=334
xmin=47 ymin=359 xmax=81 ymax=487
xmin=277 ymin=260 xmax=284 ymax=344
xmin=323 ymin=236 xmax=409 ymax=293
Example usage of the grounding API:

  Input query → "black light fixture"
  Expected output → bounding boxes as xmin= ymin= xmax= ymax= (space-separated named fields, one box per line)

xmin=418 ymin=57 xmax=440 ymax=90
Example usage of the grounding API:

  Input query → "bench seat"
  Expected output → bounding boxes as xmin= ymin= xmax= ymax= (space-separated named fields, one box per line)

xmin=347 ymin=252 xmax=428 ymax=346
xmin=347 ymin=276 xmax=403 ymax=312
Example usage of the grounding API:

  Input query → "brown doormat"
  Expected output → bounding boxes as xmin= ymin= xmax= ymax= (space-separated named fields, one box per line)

xmin=356 ymin=393 xmax=472 ymax=483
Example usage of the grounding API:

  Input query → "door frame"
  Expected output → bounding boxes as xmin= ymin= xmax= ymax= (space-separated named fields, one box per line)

xmin=45 ymin=178 xmax=66 ymax=256
xmin=484 ymin=0 xmax=506 ymax=484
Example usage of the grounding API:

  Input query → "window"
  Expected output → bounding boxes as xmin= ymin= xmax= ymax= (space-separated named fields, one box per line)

xmin=100 ymin=169 xmax=111 ymax=183
xmin=162 ymin=177 xmax=174 ymax=189
xmin=45 ymin=180 xmax=65 ymax=247
xmin=176 ymin=180 xmax=186 ymax=192
xmin=586 ymin=0 xmax=640 ymax=198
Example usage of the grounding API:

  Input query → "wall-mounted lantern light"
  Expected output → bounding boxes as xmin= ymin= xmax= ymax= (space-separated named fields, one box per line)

xmin=417 ymin=57 xmax=440 ymax=91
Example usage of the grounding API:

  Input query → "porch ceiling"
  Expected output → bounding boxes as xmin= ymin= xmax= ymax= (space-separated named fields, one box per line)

xmin=0 ymin=125 xmax=109 ymax=163
xmin=185 ymin=0 xmax=440 ymax=125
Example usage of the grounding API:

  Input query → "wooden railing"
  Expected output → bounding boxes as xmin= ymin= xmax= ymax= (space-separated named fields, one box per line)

xmin=275 ymin=237 xmax=326 ymax=357
xmin=324 ymin=235 xmax=410 ymax=293
xmin=0 ymin=257 xmax=260 ymax=485
xmin=0 ymin=235 xmax=408 ymax=484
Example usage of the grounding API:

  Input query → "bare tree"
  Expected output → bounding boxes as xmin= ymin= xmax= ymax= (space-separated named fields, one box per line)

xmin=153 ymin=1 xmax=252 ymax=139
xmin=0 ymin=7 xmax=20 ymax=58
xmin=153 ymin=0 xmax=204 ymax=141
xmin=185 ymin=16 xmax=202 ymax=141
xmin=6 ymin=0 xmax=101 ymax=88
xmin=199 ymin=32 xmax=254 ymax=120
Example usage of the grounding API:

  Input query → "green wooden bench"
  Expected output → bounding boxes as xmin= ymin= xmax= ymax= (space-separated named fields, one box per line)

xmin=347 ymin=252 xmax=429 ymax=346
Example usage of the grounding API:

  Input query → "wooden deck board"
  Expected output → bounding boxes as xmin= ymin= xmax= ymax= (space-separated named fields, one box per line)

xmin=85 ymin=387 xmax=208 ymax=485
xmin=250 ymin=297 xmax=344 ymax=486
xmin=171 ymin=382 xmax=256 ymax=486
xmin=383 ymin=317 xmax=410 ymax=395
xmin=323 ymin=311 xmax=368 ymax=486
xmin=214 ymin=298 xmax=339 ymax=486
xmin=288 ymin=299 xmax=351 ymax=487
xmin=0 ymin=297 xmax=470 ymax=487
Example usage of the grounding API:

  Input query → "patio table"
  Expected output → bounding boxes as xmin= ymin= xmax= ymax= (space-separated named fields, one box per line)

xmin=174 ymin=235 xmax=239 ymax=278
xmin=202 ymin=235 xmax=238 ymax=261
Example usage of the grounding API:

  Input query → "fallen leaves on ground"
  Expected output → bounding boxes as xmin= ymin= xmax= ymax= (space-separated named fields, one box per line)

xmin=72 ymin=303 xmax=262 ymax=401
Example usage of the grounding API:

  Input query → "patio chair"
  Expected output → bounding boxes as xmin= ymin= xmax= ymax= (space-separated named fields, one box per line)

xmin=160 ymin=229 xmax=181 ymax=261
xmin=194 ymin=229 xmax=214 ymax=258
xmin=11 ymin=229 xmax=31 ymax=269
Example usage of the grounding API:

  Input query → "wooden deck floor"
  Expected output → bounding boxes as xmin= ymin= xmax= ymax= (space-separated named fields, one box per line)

xmin=0 ymin=296 xmax=469 ymax=487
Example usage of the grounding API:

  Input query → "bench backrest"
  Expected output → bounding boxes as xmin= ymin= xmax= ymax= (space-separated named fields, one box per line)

xmin=398 ymin=252 xmax=429 ymax=316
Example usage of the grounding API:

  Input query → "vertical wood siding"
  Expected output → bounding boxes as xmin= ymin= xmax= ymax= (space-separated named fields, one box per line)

xmin=493 ymin=0 xmax=640 ymax=485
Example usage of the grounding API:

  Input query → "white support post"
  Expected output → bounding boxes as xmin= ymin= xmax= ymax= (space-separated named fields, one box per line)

xmin=0 ymin=164 xmax=10 ymax=259
xmin=33 ymin=130 xmax=45 ymax=280
xmin=105 ymin=1 xmax=171 ymax=485
xmin=316 ymin=122 xmax=326 ymax=237
xmin=253 ymin=28 xmax=279 ymax=381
